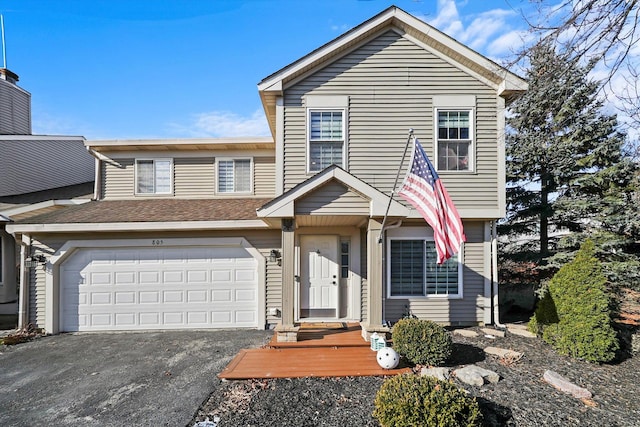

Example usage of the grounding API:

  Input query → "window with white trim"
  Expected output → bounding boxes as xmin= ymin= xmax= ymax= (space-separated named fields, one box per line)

xmin=217 ymin=158 xmax=252 ymax=193
xmin=388 ymin=238 xmax=462 ymax=297
xmin=135 ymin=159 xmax=172 ymax=194
xmin=308 ymin=109 xmax=345 ymax=172
xmin=437 ymin=110 xmax=472 ymax=172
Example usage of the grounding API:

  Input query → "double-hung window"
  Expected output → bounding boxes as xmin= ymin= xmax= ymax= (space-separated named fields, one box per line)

xmin=217 ymin=158 xmax=252 ymax=194
xmin=135 ymin=159 xmax=172 ymax=194
xmin=388 ymin=238 xmax=462 ymax=298
xmin=437 ymin=110 xmax=473 ymax=172
xmin=308 ymin=109 xmax=345 ymax=173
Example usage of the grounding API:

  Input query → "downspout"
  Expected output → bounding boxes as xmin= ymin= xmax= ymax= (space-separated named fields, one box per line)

xmin=86 ymin=147 xmax=121 ymax=200
xmin=492 ymin=221 xmax=505 ymax=328
xmin=17 ymin=235 xmax=30 ymax=329
xmin=92 ymin=156 xmax=100 ymax=200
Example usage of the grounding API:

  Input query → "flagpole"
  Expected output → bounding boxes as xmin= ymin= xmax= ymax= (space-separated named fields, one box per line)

xmin=378 ymin=129 xmax=415 ymax=244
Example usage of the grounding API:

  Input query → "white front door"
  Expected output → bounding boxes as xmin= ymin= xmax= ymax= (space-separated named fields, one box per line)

xmin=300 ymin=235 xmax=339 ymax=319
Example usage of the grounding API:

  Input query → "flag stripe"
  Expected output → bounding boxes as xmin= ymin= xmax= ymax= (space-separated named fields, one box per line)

xmin=398 ymin=139 xmax=466 ymax=264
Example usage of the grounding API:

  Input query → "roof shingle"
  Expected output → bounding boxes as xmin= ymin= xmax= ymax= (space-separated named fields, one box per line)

xmin=16 ymin=198 xmax=272 ymax=224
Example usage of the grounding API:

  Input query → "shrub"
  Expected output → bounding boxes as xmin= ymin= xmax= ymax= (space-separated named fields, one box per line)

xmin=392 ymin=318 xmax=452 ymax=366
xmin=373 ymin=374 xmax=482 ymax=427
xmin=529 ymin=239 xmax=620 ymax=362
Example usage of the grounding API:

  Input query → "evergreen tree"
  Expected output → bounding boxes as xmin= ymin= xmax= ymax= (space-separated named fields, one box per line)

xmin=500 ymin=41 xmax=639 ymax=288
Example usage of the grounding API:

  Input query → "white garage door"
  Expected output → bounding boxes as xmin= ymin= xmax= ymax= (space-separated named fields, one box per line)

xmin=60 ymin=246 xmax=259 ymax=331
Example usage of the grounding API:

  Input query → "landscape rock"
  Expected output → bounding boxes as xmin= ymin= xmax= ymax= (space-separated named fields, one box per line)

xmin=543 ymin=370 xmax=593 ymax=399
xmin=484 ymin=346 xmax=524 ymax=359
xmin=481 ymin=327 xmax=506 ymax=338
xmin=419 ymin=367 xmax=451 ymax=381
xmin=454 ymin=329 xmax=479 ymax=338
xmin=454 ymin=365 xmax=500 ymax=386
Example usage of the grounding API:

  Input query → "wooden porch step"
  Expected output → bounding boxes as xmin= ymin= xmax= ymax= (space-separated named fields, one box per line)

xmin=268 ymin=323 xmax=370 ymax=349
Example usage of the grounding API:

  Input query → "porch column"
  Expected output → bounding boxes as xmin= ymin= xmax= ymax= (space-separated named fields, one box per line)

xmin=275 ymin=218 xmax=299 ymax=342
xmin=361 ymin=218 xmax=389 ymax=341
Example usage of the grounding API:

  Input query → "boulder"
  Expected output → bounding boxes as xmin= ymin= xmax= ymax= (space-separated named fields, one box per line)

xmin=484 ymin=346 xmax=523 ymax=359
xmin=419 ymin=367 xmax=451 ymax=381
xmin=454 ymin=365 xmax=500 ymax=386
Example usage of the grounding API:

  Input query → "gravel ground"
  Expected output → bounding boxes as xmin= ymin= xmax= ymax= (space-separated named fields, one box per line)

xmin=192 ymin=324 xmax=640 ymax=427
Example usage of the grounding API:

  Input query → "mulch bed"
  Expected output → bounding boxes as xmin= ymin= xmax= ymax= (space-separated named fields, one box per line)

xmin=193 ymin=324 xmax=640 ymax=426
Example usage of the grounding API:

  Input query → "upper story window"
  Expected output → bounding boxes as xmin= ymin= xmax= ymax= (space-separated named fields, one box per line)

xmin=135 ymin=159 xmax=172 ymax=194
xmin=217 ymin=158 xmax=252 ymax=193
xmin=388 ymin=238 xmax=462 ymax=298
xmin=437 ymin=110 xmax=473 ymax=172
xmin=308 ymin=109 xmax=345 ymax=173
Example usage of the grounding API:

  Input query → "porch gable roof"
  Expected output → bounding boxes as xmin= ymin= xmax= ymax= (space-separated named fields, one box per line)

xmin=257 ymin=165 xmax=409 ymax=219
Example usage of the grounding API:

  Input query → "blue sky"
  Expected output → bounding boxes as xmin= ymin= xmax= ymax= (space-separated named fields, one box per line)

xmin=1 ymin=0 xmax=536 ymax=140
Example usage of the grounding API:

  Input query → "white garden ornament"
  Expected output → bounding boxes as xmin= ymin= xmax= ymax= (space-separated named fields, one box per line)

xmin=376 ymin=347 xmax=399 ymax=369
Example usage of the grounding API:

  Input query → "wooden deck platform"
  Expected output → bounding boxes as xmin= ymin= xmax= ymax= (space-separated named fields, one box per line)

xmin=218 ymin=323 xmax=411 ymax=379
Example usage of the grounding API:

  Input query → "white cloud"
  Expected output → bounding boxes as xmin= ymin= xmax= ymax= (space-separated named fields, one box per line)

xmin=170 ymin=109 xmax=271 ymax=138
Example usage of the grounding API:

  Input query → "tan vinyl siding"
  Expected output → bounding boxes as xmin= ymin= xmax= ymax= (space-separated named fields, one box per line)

xmin=254 ymin=157 xmax=276 ymax=197
xmin=102 ymin=156 xmax=275 ymax=199
xmin=0 ymin=139 xmax=94 ymax=197
xmin=296 ymin=181 xmax=369 ymax=215
xmin=174 ymin=157 xmax=215 ymax=197
xmin=102 ymin=159 xmax=135 ymax=199
xmin=282 ymin=31 xmax=499 ymax=213
xmin=0 ymin=79 xmax=31 ymax=135
xmin=360 ymin=227 xmax=368 ymax=322
xmin=384 ymin=221 xmax=486 ymax=325
xmin=244 ymin=231 xmax=282 ymax=326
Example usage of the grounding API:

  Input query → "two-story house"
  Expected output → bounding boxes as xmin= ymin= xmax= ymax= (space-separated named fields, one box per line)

xmin=6 ymin=6 xmax=526 ymax=341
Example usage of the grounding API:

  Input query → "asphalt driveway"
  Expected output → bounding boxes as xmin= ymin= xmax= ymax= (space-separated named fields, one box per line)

xmin=0 ymin=329 xmax=271 ymax=426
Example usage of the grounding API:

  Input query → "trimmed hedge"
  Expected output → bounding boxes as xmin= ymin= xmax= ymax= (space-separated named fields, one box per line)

xmin=392 ymin=318 xmax=452 ymax=366
xmin=373 ymin=374 xmax=482 ymax=427
xmin=529 ymin=239 xmax=619 ymax=363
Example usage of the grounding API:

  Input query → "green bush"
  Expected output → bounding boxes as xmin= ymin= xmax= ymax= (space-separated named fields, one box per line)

xmin=392 ymin=318 xmax=452 ymax=366
xmin=373 ymin=374 xmax=482 ymax=427
xmin=529 ymin=239 xmax=619 ymax=363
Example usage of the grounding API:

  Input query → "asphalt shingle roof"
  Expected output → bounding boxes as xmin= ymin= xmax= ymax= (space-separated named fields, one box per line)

xmin=16 ymin=198 xmax=272 ymax=224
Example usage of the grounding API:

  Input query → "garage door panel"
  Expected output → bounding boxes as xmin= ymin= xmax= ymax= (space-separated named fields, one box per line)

xmin=139 ymin=271 xmax=160 ymax=284
xmin=139 ymin=291 xmax=160 ymax=304
xmin=163 ymin=291 xmax=183 ymax=303
xmin=115 ymin=292 xmax=136 ymax=304
xmin=60 ymin=245 xmax=259 ymax=331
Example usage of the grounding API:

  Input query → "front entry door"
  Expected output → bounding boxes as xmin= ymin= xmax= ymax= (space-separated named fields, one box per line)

xmin=300 ymin=235 xmax=339 ymax=319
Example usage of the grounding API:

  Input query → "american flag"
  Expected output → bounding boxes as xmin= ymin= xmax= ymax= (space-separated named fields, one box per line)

xmin=398 ymin=139 xmax=466 ymax=264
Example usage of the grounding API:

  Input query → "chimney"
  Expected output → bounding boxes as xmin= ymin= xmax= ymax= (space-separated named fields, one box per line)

xmin=0 ymin=68 xmax=19 ymax=85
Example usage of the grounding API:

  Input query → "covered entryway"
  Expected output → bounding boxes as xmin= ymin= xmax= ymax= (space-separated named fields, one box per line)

xmin=59 ymin=245 xmax=259 ymax=331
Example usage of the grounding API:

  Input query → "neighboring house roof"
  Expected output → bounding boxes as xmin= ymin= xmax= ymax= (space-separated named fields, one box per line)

xmin=257 ymin=5 xmax=528 ymax=136
xmin=0 ymin=182 xmax=95 ymax=221
xmin=6 ymin=198 xmax=272 ymax=233
xmin=0 ymin=135 xmax=95 ymax=197
xmin=257 ymin=165 xmax=409 ymax=226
